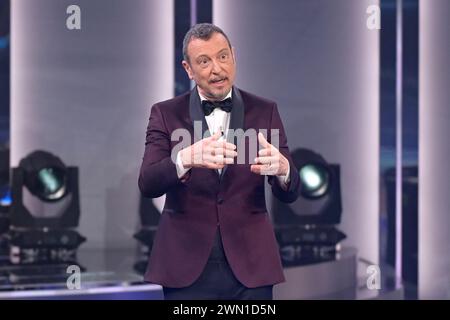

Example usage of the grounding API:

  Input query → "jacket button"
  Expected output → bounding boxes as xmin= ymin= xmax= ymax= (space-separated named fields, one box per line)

xmin=217 ymin=198 xmax=224 ymax=204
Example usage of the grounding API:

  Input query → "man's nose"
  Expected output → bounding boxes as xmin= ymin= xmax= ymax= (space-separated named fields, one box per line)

xmin=211 ymin=59 xmax=222 ymax=73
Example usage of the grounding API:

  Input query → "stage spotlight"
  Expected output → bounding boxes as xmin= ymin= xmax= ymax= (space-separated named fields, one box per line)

xmin=0 ymin=147 xmax=10 ymax=254
xmin=19 ymin=151 xmax=67 ymax=202
xmin=133 ymin=196 xmax=161 ymax=274
xmin=7 ymin=150 xmax=85 ymax=264
xmin=272 ymin=148 xmax=345 ymax=266
xmin=10 ymin=150 xmax=81 ymax=229
xmin=273 ymin=148 xmax=342 ymax=226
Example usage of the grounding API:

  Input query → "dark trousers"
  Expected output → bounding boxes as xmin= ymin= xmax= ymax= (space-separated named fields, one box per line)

xmin=163 ymin=228 xmax=273 ymax=300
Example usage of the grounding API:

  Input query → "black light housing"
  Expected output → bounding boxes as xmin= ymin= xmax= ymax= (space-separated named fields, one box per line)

xmin=7 ymin=150 xmax=85 ymax=264
xmin=0 ymin=147 xmax=10 ymax=254
xmin=19 ymin=151 xmax=67 ymax=202
xmin=272 ymin=148 xmax=342 ymax=226
xmin=10 ymin=150 xmax=81 ymax=229
xmin=272 ymin=148 xmax=345 ymax=266
xmin=133 ymin=196 xmax=161 ymax=274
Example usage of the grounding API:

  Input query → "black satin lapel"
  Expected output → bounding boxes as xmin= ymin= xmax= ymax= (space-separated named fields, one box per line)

xmin=220 ymin=87 xmax=245 ymax=180
xmin=189 ymin=86 xmax=211 ymax=142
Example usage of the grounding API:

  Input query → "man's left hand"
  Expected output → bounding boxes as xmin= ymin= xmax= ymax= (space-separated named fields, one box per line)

xmin=250 ymin=132 xmax=289 ymax=176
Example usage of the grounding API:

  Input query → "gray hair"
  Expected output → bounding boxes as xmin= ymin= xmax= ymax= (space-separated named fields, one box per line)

xmin=182 ymin=23 xmax=232 ymax=62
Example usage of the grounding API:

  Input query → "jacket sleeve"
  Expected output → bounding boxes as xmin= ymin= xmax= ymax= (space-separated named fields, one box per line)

xmin=138 ymin=104 xmax=187 ymax=198
xmin=267 ymin=103 xmax=300 ymax=203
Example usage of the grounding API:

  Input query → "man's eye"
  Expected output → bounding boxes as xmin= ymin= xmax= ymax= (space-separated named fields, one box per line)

xmin=220 ymin=54 xmax=228 ymax=60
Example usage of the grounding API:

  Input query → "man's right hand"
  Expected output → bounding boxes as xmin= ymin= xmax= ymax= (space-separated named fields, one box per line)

xmin=180 ymin=131 xmax=237 ymax=169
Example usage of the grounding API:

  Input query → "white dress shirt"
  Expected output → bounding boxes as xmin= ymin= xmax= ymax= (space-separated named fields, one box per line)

xmin=175 ymin=89 xmax=290 ymax=187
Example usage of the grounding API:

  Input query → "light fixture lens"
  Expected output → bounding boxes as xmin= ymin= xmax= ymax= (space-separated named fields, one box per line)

xmin=37 ymin=168 xmax=66 ymax=200
xmin=299 ymin=164 xmax=329 ymax=198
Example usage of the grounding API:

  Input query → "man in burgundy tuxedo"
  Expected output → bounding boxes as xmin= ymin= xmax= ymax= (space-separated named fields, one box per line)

xmin=139 ymin=23 xmax=300 ymax=300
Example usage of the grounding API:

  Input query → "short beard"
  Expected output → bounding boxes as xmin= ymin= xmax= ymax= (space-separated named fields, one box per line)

xmin=204 ymin=88 xmax=229 ymax=101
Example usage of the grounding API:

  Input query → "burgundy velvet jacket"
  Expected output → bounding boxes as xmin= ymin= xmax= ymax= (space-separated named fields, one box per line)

xmin=138 ymin=87 xmax=300 ymax=288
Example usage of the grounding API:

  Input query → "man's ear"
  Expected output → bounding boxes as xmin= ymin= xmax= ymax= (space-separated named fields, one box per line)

xmin=231 ymin=47 xmax=237 ymax=64
xmin=182 ymin=60 xmax=194 ymax=80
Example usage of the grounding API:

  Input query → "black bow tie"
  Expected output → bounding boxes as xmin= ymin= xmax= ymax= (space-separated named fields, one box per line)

xmin=201 ymin=98 xmax=233 ymax=116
